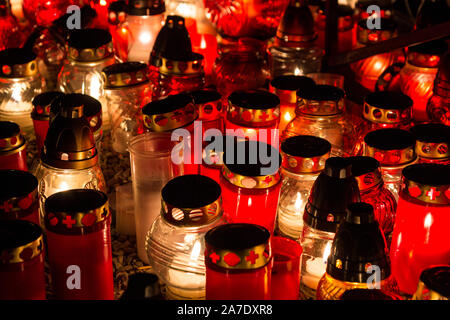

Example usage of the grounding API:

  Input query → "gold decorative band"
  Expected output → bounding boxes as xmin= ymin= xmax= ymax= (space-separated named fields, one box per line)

xmin=416 ymin=141 xmax=449 ymax=160
xmin=401 ymin=177 xmax=449 ymax=205
xmin=162 ymin=197 xmax=222 ymax=227
xmin=0 ymin=60 xmax=38 ymax=78
xmin=222 ymin=165 xmax=281 ymax=189
xmin=158 ymin=56 xmax=204 ymax=76
xmin=281 ymin=151 xmax=330 ymax=174
xmin=357 ymin=26 xmax=395 ymax=45
xmin=0 ymin=190 xmax=37 ymax=213
xmin=31 ymin=104 xmax=52 ymax=120
xmin=296 ymin=99 xmax=345 ymax=116
xmin=0 ymin=134 xmax=26 ymax=156
xmin=269 ymin=86 xmax=297 ymax=105
xmin=363 ymin=102 xmax=411 ymax=124
xmin=53 ymin=147 xmax=97 ymax=162
xmin=197 ymin=100 xmax=223 ymax=121
xmin=68 ymin=42 xmax=114 ymax=62
xmin=364 ymin=145 xmax=416 ymax=166
xmin=143 ymin=103 xmax=197 ymax=132
xmin=206 ymin=242 xmax=271 ymax=270
xmin=0 ymin=234 xmax=43 ymax=265
xmin=103 ymin=68 xmax=150 ymax=89
xmin=354 ymin=168 xmax=383 ymax=191
xmin=407 ymin=51 xmax=442 ymax=68
xmin=227 ymin=103 xmax=280 ymax=127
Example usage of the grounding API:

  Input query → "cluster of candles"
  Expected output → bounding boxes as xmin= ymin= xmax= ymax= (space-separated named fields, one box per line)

xmin=0 ymin=0 xmax=449 ymax=301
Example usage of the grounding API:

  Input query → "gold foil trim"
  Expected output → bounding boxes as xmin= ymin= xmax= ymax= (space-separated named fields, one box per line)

xmin=103 ymin=68 xmax=150 ymax=89
xmin=206 ymin=242 xmax=271 ymax=270
xmin=363 ymin=102 xmax=411 ymax=124
xmin=401 ymin=177 xmax=449 ymax=205
xmin=222 ymin=165 xmax=281 ymax=189
xmin=364 ymin=144 xmax=416 ymax=166
xmin=161 ymin=197 xmax=222 ymax=227
xmin=158 ymin=56 xmax=204 ymax=76
xmin=416 ymin=141 xmax=449 ymax=160
xmin=354 ymin=168 xmax=383 ymax=191
xmin=197 ymin=99 xmax=223 ymax=121
xmin=281 ymin=150 xmax=330 ymax=174
xmin=143 ymin=102 xmax=197 ymax=132
xmin=0 ymin=189 xmax=38 ymax=213
xmin=227 ymin=103 xmax=280 ymax=126
xmin=0 ymin=60 xmax=38 ymax=78
xmin=269 ymin=86 xmax=297 ymax=105
xmin=68 ymin=42 xmax=114 ymax=62
xmin=0 ymin=234 xmax=44 ymax=264
xmin=0 ymin=133 xmax=26 ymax=156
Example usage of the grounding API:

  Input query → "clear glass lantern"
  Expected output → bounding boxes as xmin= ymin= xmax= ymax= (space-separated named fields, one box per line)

xmin=146 ymin=174 xmax=225 ymax=300
xmin=34 ymin=96 xmax=106 ymax=222
xmin=102 ymin=61 xmax=152 ymax=153
xmin=283 ymin=84 xmax=357 ymax=156
xmin=125 ymin=0 xmax=165 ymax=63
xmin=299 ymin=157 xmax=360 ymax=299
xmin=410 ymin=123 xmax=450 ymax=165
xmin=276 ymin=135 xmax=331 ymax=241
xmin=0 ymin=48 xmax=45 ymax=132
xmin=57 ymin=28 xmax=116 ymax=128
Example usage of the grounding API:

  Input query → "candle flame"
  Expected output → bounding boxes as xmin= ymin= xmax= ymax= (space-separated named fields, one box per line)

xmin=139 ymin=32 xmax=152 ymax=44
xmin=294 ymin=67 xmax=302 ymax=76
xmin=283 ymin=111 xmax=292 ymax=123
xmin=200 ymin=36 xmax=207 ymax=49
xmin=424 ymin=213 xmax=433 ymax=243
xmin=100 ymin=0 xmax=107 ymax=6
xmin=294 ymin=193 xmax=303 ymax=211
xmin=323 ymin=242 xmax=332 ymax=263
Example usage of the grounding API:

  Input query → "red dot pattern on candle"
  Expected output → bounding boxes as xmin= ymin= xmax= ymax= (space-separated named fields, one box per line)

xmin=209 ymin=252 xmax=220 ymax=263
xmin=245 ymin=250 xmax=259 ymax=264
xmin=224 ymin=252 xmax=241 ymax=267
xmin=408 ymin=186 xmax=422 ymax=197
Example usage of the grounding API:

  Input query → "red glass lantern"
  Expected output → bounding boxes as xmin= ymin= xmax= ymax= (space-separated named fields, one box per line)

xmin=0 ymin=170 xmax=40 ymax=226
xmin=205 ymin=223 xmax=272 ymax=300
xmin=190 ymin=89 xmax=224 ymax=134
xmin=363 ymin=128 xmax=417 ymax=200
xmin=22 ymin=0 xmax=78 ymax=27
xmin=271 ymin=236 xmax=302 ymax=300
xmin=410 ymin=123 xmax=450 ymax=165
xmin=203 ymin=0 xmax=289 ymax=40
xmin=44 ymin=189 xmax=114 ymax=300
xmin=225 ymin=90 xmax=280 ymax=147
xmin=427 ymin=53 xmax=450 ymax=125
xmin=390 ymin=164 xmax=450 ymax=296
xmin=220 ymin=140 xmax=281 ymax=233
xmin=351 ymin=18 xmax=401 ymax=91
xmin=354 ymin=91 xmax=413 ymax=156
xmin=107 ymin=0 xmax=129 ymax=61
xmin=398 ymin=40 xmax=448 ymax=122
xmin=0 ymin=121 xmax=27 ymax=171
xmin=269 ymin=75 xmax=316 ymax=132
xmin=0 ymin=220 xmax=46 ymax=300
xmin=31 ymin=92 xmax=64 ymax=155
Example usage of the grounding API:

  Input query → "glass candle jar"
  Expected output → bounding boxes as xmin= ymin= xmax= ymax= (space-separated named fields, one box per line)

xmin=146 ymin=174 xmax=225 ymax=300
xmin=57 ymin=28 xmax=116 ymax=128
xmin=276 ymin=135 xmax=331 ymax=241
xmin=390 ymin=164 xmax=450 ymax=296
xmin=412 ymin=266 xmax=450 ymax=300
xmin=363 ymin=128 xmax=417 ymax=200
xmin=190 ymin=89 xmax=224 ymax=134
xmin=351 ymin=18 xmax=399 ymax=91
xmin=226 ymin=90 xmax=280 ymax=147
xmin=284 ymin=84 xmax=357 ymax=156
xmin=129 ymin=132 xmax=182 ymax=264
xmin=271 ymin=236 xmax=302 ymax=300
xmin=0 ymin=121 xmax=27 ymax=171
xmin=205 ymin=223 xmax=272 ymax=300
xmin=398 ymin=40 xmax=448 ymax=122
xmin=31 ymin=91 xmax=64 ymax=155
xmin=269 ymin=75 xmax=316 ymax=132
xmin=317 ymin=202 xmax=397 ymax=300
xmin=299 ymin=157 xmax=360 ymax=300
xmin=44 ymin=189 xmax=114 ymax=300
xmin=269 ymin=46 xmax=324 ymax=79
xmin=348 ymin=156 xmax=397 ymax=242
xmin=213 ymin=38 xmax=270 ymax=98
xmin=103 ymin=61 xmax=152 ymax=153
xmin=0 ymin=48 xmax=45 ymax=132
xmin=220 ymin=140 xmax=282 ymax=233
xmin=0 ymin=170 xmax=40 ymax=225
xmin=34 ymin=98 xmax=106 ymax=223
xmin=0 ymin=219 xmax=46 ymax=300
xmin=410 ymin=123 xmax=450 ymax=165
xmin=125 ymin=0 xmax=165 ymax=63
xmin=427 ymin=52 xmax=449 ymax=126
xmin=354 ymin=91 xmax=413 ymax=156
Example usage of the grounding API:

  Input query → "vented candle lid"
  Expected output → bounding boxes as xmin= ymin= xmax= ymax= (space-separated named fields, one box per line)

xmin=32 ymin=92 xmax=65 ymax=121
xmin=363 ymin=91 xmax=413 ymax=124
xmin=410 ymin=123 xmax=450 ymax=160
xmin=103 ymin=62 xmax=150 ymax=88
xmin=296 ymin=84 xmax=345 ymax=116
xmin=190 ymin=90 xmax=223 ymax=121
xmin=0 ymin=48 xmax=37 ymax=78
xmin=348 ymin=156 xmax=383 ymax=191
xmin=67 ymin=29 xmax=114 ymax=62
xmin=0 ymin=121 xmax=26 ymax=156
xmin=0 ymin=170 xmax=38 ymax=218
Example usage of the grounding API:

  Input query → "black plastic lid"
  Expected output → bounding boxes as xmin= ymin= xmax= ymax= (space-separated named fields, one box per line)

xmin=340 ymin=289 xmax=397 ymax=300
xmin=281 ymin=135 xmax=331 ymax=158
xmin=161 ymin=175 xmax=221 ymax=209
xmin=102 ymin=61 xmax=147 ymax=75
xmin=402 ymin=163 xmax=450 ymax=187
xmin=0 ymin=121 xmax=20 ymax=139
xmin=304 ymin=157 xmax=360 ymax=233
xmin=205 ymin=223 xmax=270 ymax=251
xmin=45 ymin=189 xmax=107 ymax=215
xmin=190 ymin=90 xmax=222 ymax=105
xmin=223 ymin=140 xmax=281 ymax=177
xmin=270 ymin=75 xmax=316 ymax=92
xmin=0 ymin=48 xmax=36 ymax=65
xmin=0 ymin=220 xmax=42 ymax=252
xmin=410 ymin=123 xmax=450 ymax=144
xmin=0 ymin=170 xmax=38 ymax=202
xmin=50 ymin=93 xmax=101 ymax=119
xmin=348 ymin=156 xmax=380 ymax=177
xmin=357 ymin=17 xmax=396 ymax=31
xmin=364 ymin=128 xmax=416 ymax=151
xmin=297 ymin=84 xmax=344 ymax=102
xmin=365 ymin=91 xmax=413 ymax=110
xmin=120 ymin=273 xmax=162 ymax=300
xmin=33 ymin=92 xmax=65 ymax=109
xmin=419 ymin=266 xmax=450 ymax=298
xmin=128 ymin=0 xmax=165 ymax=16
xmin=228 ymin=90 xmax=280 ymax=110
xmin=68 ymin=28 xmax=112 ymax=49
xmin=327 ymin=202 xmax=390 ymax=283
xmin=142 ymin=93 xmax=193 ymax=116
xmin=408 ymin=39 xmax=448 ymax=55
xmin=109 ymin=0 xmax=127 ymax=13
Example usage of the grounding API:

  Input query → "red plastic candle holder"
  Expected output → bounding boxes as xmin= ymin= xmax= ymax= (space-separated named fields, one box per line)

xmin=0 ymin=121 xmax=27 ymax=171
xmin=205 ymin=223 xmax=272 ymax=300
xmin=44 ymin=189 xmax=114 ymax=300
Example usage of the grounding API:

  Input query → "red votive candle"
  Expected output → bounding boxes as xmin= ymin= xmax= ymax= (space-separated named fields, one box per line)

xmin=0 ymin=121 xmax=27 ymax=171
xmin=271 ymin=236 xmax=302 ymax=300
xmin=44 ymin=189 xmax=114 ymax=300
xmin=390 ymin=164 xmax=450 ymax=296
xmin=220 ymin=140 xmax=281 ymax=233
xmin=0 ymin=170 xmax=40 ymax=226
xmin=0 ymin=220 xmax=46 ymax=300
xmin=31 ymin=91 xmax=64 ymax=155
xmin=205 ymin=223 xmax=272 ymax=300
